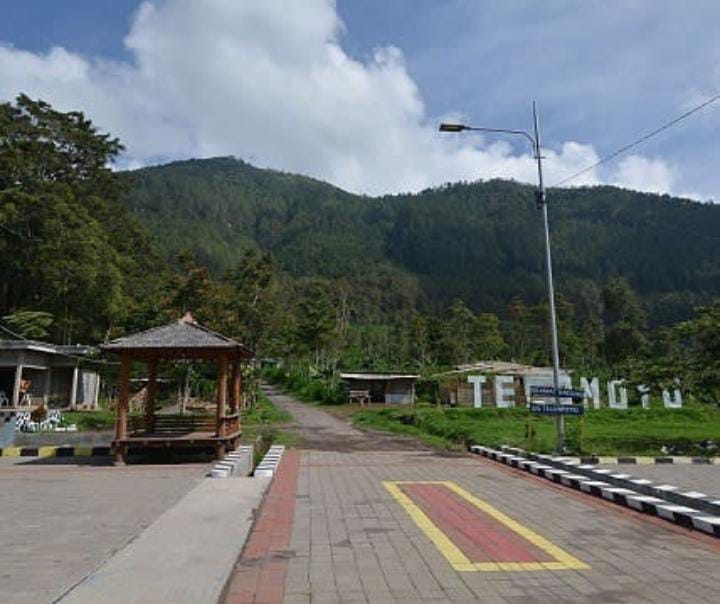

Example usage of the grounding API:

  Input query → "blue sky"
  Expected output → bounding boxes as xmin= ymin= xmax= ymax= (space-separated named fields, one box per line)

xmin=1 ymin=1 xmax=718 ymax=199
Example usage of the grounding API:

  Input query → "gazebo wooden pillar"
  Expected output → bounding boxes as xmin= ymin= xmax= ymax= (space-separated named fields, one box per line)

xmin=231 ymin=357 xmax=242 ymax=413
xmin=115 ymin=351 xmax=132 ymax=464
xmin=145 ymin=356 xmax=158 ymax=433
xmin=216 ymin=354 xmax=228 ymax=437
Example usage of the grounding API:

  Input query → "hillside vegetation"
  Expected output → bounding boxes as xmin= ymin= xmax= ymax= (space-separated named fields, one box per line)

xmin=122 ymin=157 xmax=720 ymax=325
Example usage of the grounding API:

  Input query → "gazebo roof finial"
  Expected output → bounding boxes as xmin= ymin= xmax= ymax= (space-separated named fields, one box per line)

xmin=180 ymin=311 xmax=197 ymax=325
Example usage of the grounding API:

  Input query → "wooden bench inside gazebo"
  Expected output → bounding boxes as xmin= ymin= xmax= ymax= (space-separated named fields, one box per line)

xmin=101 ymin=312 xmax=253 ymax=463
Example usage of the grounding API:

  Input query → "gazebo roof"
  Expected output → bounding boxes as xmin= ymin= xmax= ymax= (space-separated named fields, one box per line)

xmin=101 ymin=313 xmax=252 ymax=358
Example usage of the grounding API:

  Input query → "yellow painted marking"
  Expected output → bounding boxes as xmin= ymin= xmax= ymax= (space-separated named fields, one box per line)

xmin=74 ymin=446 xmax=93 ymax=457
xmin=383 ymin=481 xmax=471 ymax=568
xmin=2 ymin=447 xmax=21 ymax=457
xmin=38 ymin=446 xmax=57 ymax=458
xmin=637 ymin=457 xmax=654 ymax=465
xmin=384 ymin=480 xmax=589 ymax=573
xmin=597 ymin=456 xmax=617 ymax=464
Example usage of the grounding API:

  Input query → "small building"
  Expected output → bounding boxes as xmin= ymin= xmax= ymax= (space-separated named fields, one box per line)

xmin=340 ymin=372 xmax=419 ymax=405
xmin=0 ymin=340 xmax=100 ymax=409
xmin=437 ymin=361 xmax=572 ymax=408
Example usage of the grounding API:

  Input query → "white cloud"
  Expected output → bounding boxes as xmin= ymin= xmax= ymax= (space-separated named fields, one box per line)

xmin=0 ymin=0 xmax=681 ymax=197
xmin=611 ymin=155 xmax=676 ymax=195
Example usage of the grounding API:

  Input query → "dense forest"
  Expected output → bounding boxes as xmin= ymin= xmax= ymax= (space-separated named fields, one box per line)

xmin=2 ymin=96 xmax=720 ymax=403
xmin=123 ymin=157 xmax=720 ymax=325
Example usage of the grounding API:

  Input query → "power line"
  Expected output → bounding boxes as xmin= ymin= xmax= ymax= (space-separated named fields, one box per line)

xmin=552 ymin=93 xmax=720 ymax=188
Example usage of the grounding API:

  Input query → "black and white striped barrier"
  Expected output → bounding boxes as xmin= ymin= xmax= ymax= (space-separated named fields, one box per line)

xmin=470 ymin=444 xmax=720 ymax=538
xmin=500 ymin=446 xmax=720 ymax=517
xmin=210 ymin=445 xmax=254 ymax=478
xmin=254 ymin=445 xmax=284 ymax=478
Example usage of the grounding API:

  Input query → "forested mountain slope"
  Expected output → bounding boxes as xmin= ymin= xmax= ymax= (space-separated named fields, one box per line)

xmin=121 ymin=157 xmax=720 ymax=324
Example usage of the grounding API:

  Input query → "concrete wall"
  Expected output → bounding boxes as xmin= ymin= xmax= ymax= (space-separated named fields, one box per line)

xmin=384 ymin=380 xmax=414 ymax=405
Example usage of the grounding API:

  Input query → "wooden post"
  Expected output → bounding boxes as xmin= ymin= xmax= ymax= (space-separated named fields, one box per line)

xmin=216 ymin=354 xmax=228 ymax=438
xmin=230 ymin=359 xmax=241 ymax=414
xmin=115 ymin=352 xmax=131 ymax=464
xmin=145 ymin=356 xmax=158 ymax=433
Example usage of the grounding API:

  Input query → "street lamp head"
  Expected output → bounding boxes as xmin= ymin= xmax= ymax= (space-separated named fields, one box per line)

xmin=438 ymin=123 xmax=468 ymax=133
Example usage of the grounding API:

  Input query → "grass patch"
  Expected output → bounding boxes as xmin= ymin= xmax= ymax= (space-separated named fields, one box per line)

xmin=240 ymin=391 xmax=294 ymax=448
xmin=352 ymin=403 xmax=720 ymax=456
xmin=243 ymin=391 xmax=292 ymax=425
xmin=62 ymin=409 xmax=117 ymax=431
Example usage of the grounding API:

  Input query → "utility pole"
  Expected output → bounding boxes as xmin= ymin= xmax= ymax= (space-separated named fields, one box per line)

xmin=440 ymin=101 xmax=565 ymax=451
xmin=532 ymin=102 xmax=564 ymax=450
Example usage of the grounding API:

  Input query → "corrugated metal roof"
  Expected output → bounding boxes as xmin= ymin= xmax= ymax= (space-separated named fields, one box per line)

xmin=340 ymin=373 xmax=419 ymax=381
xmin=436 ymin=361 xmax=570 ymax=378
xmin=0 ymin=340 xmax=95 ymax=356
xmin=101 ymin=313 xmax=251 ymax=354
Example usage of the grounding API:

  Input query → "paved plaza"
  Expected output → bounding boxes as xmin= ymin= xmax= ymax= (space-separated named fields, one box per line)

xmin=0 ymin=457 xmax=208 ymax=604
xmin=5 ymin=391 xmax=720 ymax=604
xmin=225 ymin=389 xmax=720 ymax=604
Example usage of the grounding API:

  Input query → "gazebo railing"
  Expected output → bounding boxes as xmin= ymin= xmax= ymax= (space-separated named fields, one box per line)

xmin=221 ymin=412 xmax=240 ymax=436
xmin=129 ymin=414 xmax=216 ymax=435
xmin=127 ymin=413 xmax=240 ymax=437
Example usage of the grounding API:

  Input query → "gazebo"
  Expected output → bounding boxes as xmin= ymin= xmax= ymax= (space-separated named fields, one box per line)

xmin=101 ymin=313 xmax=253 ymax=463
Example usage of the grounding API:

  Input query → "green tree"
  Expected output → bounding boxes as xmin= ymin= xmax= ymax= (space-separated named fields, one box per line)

xmin=2 ymin=310 xmax=54 ymax=339
xmin=0 ymin=95 xmax=161 ymax=343
xmin=473 ymin=313 xmax=506 ymax=360
xmin=295 ymin=282 xmax=337 ymax=364
xmin=602 ymin=276 xmax=648 ymax=364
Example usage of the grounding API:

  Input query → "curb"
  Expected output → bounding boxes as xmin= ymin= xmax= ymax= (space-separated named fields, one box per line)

xmin=470 ymin=444 xmax=720 ymax=538
xmin=573 ymin=455 xmax=718 ymax=465
xmin=0 ymin=445 xmax=111 ymax=458
xmin=210 ymin=445 xmax=254 ymax=478
xmin=501 ymin=446 xmax=720 ymax=516
xmin=253 ymin=444 xmax=285 ymax=477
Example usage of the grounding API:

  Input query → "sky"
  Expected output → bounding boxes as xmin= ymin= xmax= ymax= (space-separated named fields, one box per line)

xmin=0 ymin=0 xmax=718 ymax=199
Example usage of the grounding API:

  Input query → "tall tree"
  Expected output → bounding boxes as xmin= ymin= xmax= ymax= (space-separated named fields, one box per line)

xmin=602 ymin=276 xmax=648 ymax=364
xmin=0 ymin=95 xmax=161 ymax=343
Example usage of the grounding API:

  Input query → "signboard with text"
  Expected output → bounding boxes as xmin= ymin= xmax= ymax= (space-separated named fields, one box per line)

xmin=529 ymin=385 xmax=585 ymax=401
xmin=529 ymin=403 xmax=584 ymax=416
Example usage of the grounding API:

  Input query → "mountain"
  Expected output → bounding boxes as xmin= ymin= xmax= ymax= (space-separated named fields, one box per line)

xmin=120 ymin=157 xmax=720 ymax=324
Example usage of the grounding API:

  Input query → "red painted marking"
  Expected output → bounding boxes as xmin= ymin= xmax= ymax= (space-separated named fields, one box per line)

xmin=223 ymin=450 xmax=300 ymax=604
xmin=401 ymin=483 xmax=554 ymax=564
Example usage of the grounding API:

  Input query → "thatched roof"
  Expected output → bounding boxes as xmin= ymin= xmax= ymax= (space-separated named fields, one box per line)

xmin=101 ymin=313 xmax=252 ymax=358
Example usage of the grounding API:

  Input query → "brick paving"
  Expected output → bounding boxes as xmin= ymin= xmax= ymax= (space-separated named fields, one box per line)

xmin=598 ymin=463 xmax=720 ymax=498
xmin=225 ymin=451 xmax=301 ymax=604
xmin=252 ymin=389 xmax=720 ymax=603
xmin=0 ymin=458 xmax=207 ymax=604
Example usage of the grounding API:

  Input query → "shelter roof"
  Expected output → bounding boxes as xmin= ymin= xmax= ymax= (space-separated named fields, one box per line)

xmin=101 ymin=313 xmax=252 ymax=357
xmin=435 ymin=361 xmax=570 ymax=378
xmin=340 ymin=372 xmax=420 ymax=381
xmin=0 ymin=339 xmax=95 ymax=356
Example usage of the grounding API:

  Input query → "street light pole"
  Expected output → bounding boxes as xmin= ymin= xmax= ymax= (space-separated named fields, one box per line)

xmin=532 ymin=102 xmax=565 ymax=450
xmin=440 ymin=101 xmax=565 ymax=450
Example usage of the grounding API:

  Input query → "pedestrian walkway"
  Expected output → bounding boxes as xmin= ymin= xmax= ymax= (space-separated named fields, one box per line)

xmin=224 ymin=389 xmax=720 ymax=603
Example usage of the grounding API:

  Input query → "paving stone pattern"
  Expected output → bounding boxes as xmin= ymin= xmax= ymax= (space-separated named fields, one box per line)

xmin=0 ymin=459 xmax=207 ymax=604
xmin=263 ymin=389 xmax=720 ymax=603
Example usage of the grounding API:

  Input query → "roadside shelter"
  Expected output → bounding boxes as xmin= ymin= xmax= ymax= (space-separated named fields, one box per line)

xmin=101 ymin=313 xmax=253 ymax=463
xmin=340 ymin=372 xmax=419 ymax=405
xmin=0 ymin=340 xmax=99 ymax=409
